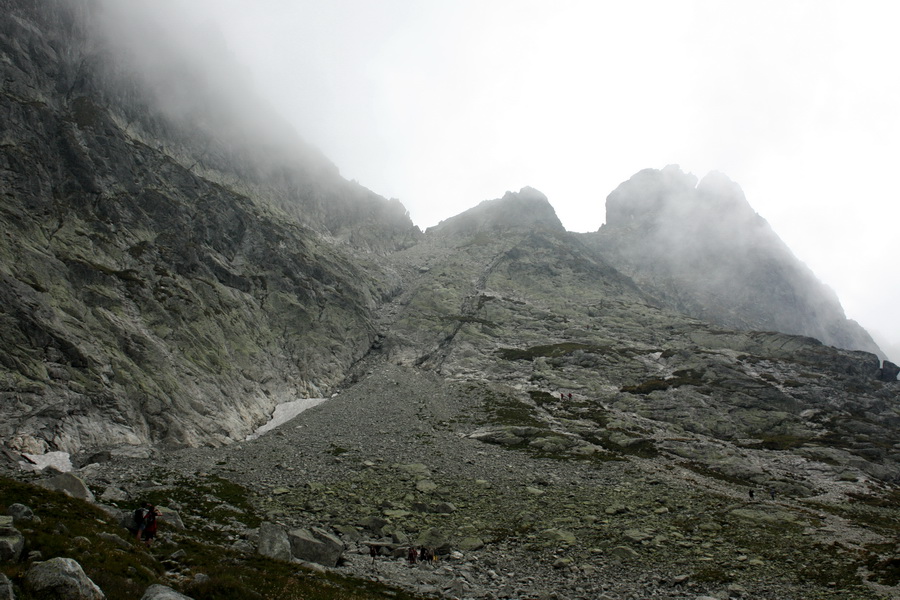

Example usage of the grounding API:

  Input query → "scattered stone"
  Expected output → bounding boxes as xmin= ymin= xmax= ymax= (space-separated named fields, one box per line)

xmin=609 ymin=546 xmax=639 ymax=560
xmin=415 ymin=479 xmax=438 ymax=493
xmin=334 ymin=524 xmax=362 ymax=542
xmin=539 ymin=529 xmax=576 ymax=545
xmin=231 ymin=539 xmax=254 ymax=554
xmin=359 ymin=516 xmax=389 ymax=533
xmin=100 ymin=486 xmax=130 ymax=503
xmin=458 ymin=536 xmax=484 ymax=551
xmin=623 ymin=529 xmax=652 ymax=543
xmin=397 ymin=463 xmax=432 ymax=478
xmin=98 ymin=532 xmax=131 ymax=550
xmin=431 ymin=501 xmax=456 ymax=514
xmin=169 ymin=549 xmax=187 ymax=561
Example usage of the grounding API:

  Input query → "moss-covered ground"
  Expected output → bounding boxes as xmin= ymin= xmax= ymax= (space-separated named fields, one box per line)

xmin=0 ymin=476 xmax=431 ymax=600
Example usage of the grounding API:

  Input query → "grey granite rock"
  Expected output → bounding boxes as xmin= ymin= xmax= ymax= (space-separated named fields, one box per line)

xmin=25 ymin=557 xmax=105 ymax=599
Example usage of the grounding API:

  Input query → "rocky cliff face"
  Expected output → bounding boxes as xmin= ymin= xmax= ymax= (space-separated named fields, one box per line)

xmin=581 ymin=165 xmax=882 ymax=357
xmin=0 ymin=0 xmax=412 ymax=453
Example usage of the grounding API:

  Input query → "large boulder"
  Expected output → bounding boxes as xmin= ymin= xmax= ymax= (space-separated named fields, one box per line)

xmin=0 ymin=517 xmax=24 ymax=563
xmin=257 ymin=522 xmax=292 ymax=561
xmin=157 ymin=507 xmax=185 ymax=531
xmin=37 ymin=473 xmax=96 ymax=503
xmin=287 ymin=527 xmax=344 ymax=567
xmin=25 ymin=557 xmax=105 ymax=599
xmin=8 ymin=503 xmax=37 ymax=523
xmin=140 ymin=584 xmax=195 ymax=600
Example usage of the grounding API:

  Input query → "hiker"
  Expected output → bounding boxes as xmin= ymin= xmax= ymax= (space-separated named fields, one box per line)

xmin=560 ymin=392 xmax=565 ymax=401
xmin=748 ymin=488 xmax=755 ymax=501
xmin=133 ymin=502 xmax=150 ymax=543
xmin=136 ymin=503 xmax=161 ymax=546
xmin=567 ymin=392 xmax=572 ymax=401
xmin=769 ymin=487 xmax=776 ymax=501
xmin=419 ymin=546 xmax=427 ymax=563
xmin=407 ymin=546 xmax=417 ymax=565
xmin=369 ymin=544 xmax=378 ymax=565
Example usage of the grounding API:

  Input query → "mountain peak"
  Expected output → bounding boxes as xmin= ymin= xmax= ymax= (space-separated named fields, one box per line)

xmin=593 ymin=166 xmax=882 ymax=357
xmin=427 ymin=187 xmax=564 ymax=236
xmin=603 ymin=165 xmax=763 ymax=233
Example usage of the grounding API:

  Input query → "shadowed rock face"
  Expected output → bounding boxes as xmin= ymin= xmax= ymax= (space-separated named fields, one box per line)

xmin=583 ymin=165 xmax=882 ymax=358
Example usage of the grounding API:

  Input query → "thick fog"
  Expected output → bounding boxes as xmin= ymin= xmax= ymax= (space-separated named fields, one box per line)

xmin=96 ymin=1 xmax=899 ymax=360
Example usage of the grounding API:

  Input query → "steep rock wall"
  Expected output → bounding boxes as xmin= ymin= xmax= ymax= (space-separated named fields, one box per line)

xmin=0 ymin=0 xmax=399 ymax=453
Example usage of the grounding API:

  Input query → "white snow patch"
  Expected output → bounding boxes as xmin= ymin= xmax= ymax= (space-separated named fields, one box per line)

xmin=20 ymin=451 xmax=73 ymax=472
xmin=246 ymin=397 xmax=327 ymax=440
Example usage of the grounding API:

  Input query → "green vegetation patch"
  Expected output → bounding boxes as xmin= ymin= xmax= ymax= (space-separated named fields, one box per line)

xmin=137 ymin=474 xmax=261 ymax=535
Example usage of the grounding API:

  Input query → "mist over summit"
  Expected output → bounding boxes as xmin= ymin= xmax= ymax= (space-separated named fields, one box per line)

xmin=1 ymin=2 xmax=898 ymax=599
xmin=584 ymin=165 xmax=881 ymax=358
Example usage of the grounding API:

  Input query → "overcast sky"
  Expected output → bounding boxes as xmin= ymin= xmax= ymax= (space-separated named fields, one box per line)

xmin=131 ymin=1 xmax=899 ymax=360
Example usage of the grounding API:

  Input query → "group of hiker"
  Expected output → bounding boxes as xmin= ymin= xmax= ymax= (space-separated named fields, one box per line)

xmin=748 ymin=487 xmax=777 ymax=501
xmin=407 ymin=545 xmax=436 ymax=565
xmin=367 ymin=544 xmax=437 ymax=566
